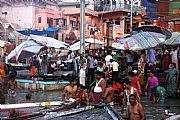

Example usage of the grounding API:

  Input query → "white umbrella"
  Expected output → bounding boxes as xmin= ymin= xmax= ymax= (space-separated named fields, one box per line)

xmin=69 ymin=41 xmax=90 ymax=51
xmin=8 ymin=40 xmax=44 ymax=61
xmin=29 ymin=35 xmax=69 ymax=48
xmin=85 ymin=38 xmax=104 ymax=44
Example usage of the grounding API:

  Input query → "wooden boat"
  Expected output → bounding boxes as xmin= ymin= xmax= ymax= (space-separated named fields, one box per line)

xmin=0 ymin=100 xmax=75 ymax=120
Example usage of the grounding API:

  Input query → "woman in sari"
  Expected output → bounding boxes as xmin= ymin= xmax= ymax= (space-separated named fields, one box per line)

xmin=165 ymin=63 xmax=179 ymax=97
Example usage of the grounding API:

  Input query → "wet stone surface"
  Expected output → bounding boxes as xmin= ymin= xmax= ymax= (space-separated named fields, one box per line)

xmin=51 ymin=109 xmax=113 ymax=120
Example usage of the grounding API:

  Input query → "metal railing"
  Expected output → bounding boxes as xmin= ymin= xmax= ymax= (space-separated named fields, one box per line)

xmin=94 ymin=3 xmax=145 ymax=12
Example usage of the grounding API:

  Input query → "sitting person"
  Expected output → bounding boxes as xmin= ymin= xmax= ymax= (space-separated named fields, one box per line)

xmin=75 ymin=84 xmax=89 ymax=107
xmin=62 ymin=79 xmax=78 ymax=101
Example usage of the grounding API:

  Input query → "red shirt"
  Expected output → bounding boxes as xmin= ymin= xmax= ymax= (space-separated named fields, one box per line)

xmin=131 ymin=76 xmax=140 ymax=90
xmin=113 ymin=83 xmax=122 ymax=90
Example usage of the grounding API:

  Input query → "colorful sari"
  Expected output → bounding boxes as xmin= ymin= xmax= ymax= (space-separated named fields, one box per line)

xmin=167 ymin=68 xmax=178 ymax=97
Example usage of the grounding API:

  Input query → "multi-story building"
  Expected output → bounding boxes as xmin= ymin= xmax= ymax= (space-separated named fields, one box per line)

xmin=0 ymin=0 xmax=60 ymax=29
xmin=148 ymin=0 xmax=180 ymax=32
xmin=0 ymin=0 xmax=146 ymax=46
xmin=95 ymin=0 xmax=146 ymax=44
xmin=169 ymin=0 xmax=180 ymax=32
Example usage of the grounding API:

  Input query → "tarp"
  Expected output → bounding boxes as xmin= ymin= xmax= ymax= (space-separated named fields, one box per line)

xmin=85 ymin=38 xmax=104 ymax=44
xmin=17 ymin=27 xmax=62 ymax=35
xmin=8 ymin=35 xmax=69 ymax=61
xmin=8 ymin=40 xmax=44 ymax=61
xmin=29 ymin=35 xmax=69 ymax=48
xmin=164 ymin=32 xmax=180 ymax=45
xmin=46 ymin=26 xmax=62 ymax=32
xmin=65 ymin=40 xmax=78 ymax=45
xmin=69 ymin=41 xmax=89 ymax=51
xmin=124 ymin=32 xmax=166 ymax=50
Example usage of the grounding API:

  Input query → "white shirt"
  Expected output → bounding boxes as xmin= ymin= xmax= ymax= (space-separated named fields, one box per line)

xmin=94 ymin=78 xmax=104 ymax=93
xmin=171 ymin=50 xmax=178 ymax=61
xmin=111 ymin=61 xmax=119 ymax=71
xmin=105 ymin=55 xmax=113 ymax=66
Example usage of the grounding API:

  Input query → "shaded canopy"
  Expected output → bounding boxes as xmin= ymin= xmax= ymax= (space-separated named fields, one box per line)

xmin=124 ymin=32 xmax=166 ymax=50
xmin=8 ymin=35 xmax=69 ymax=61
xmin=132 ymin=25 xmax=172 ymax=39
xmin=164 ymin=32 xmax=180 ymax=45
xmin=29 ymin=35 xmax=69 ymax=48
xmin=69 ymin=41 xmax=90 ymax=51
xmin=85 ymin=38 xmax=104 ymax=44
xmin=8 ymin=40 xmax=45 ymax=61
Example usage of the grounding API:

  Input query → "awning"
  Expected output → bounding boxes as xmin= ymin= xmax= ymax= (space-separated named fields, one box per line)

xmin=46 ymin=26 xmax=63 ymax=32
xmin=17 ymin=26 xmax=62 ymax=35
xmin=69 ymin=41 xmax=89 ymax=51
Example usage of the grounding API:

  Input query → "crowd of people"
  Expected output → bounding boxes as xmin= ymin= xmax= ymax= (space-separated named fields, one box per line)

xmin=61 ymin=47 xmax=180 ymax=119
xmin=0 ymin=45 xmax=180 ymax=119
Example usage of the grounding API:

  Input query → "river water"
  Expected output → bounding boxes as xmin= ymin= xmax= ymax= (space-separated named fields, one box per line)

xmin=4 ymin=89 xmax=180 ymax=120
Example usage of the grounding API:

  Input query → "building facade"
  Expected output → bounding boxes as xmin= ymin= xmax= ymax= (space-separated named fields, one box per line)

xmin=0 ymin=0 xmax=146 ymax=45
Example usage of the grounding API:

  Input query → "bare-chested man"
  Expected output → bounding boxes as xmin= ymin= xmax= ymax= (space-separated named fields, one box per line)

xmin=121 ymin=80 xmax=140 ymax=114
xmin=62 ymin=79 xmax=77 ymax=100
xmin=8 ymin=76 xmax=17 ymax=96
xmin=103 ymin=80 xmax=114 ymax=105
xmin=75 ymin=84 xmax=89 ymax=106
xmin=122 ymin=94 xmax=145 ymax=120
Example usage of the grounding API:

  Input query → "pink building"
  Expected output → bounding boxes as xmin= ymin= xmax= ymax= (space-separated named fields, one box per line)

xmin=0 ymin=0 xmax=146 ymax=45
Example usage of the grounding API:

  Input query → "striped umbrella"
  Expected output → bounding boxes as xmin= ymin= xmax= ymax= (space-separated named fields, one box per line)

xmin=164 ymin=32 xmax=180 ymax=45
xmin=124 ymin=32 xmax=166 ymax=50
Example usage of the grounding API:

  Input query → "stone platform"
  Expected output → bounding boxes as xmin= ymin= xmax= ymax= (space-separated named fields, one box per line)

xmin=16 ymin=79 xmax=70 ymax=91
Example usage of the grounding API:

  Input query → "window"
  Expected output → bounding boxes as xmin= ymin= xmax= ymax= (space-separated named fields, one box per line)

xmin=115 ymin=20 xmax=120 ymax=25
xmin=38 ymin=17 xmax=41 ymax=23
xmin=47 ymin=17 xmax=53 ymax=27
xmin=115 ymin=18 xmax=120 ymax=25
xmin=56 ymin=19 xmax=59 ymax=26
xmin=70 ymin=20 xmax=76 ymax=27
xmin=62 ymin=19 xmax=67 ymax=26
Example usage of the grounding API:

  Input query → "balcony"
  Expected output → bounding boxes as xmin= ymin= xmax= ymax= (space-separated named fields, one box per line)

xmin=95 ymin=3 xmax=146 ymax=14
